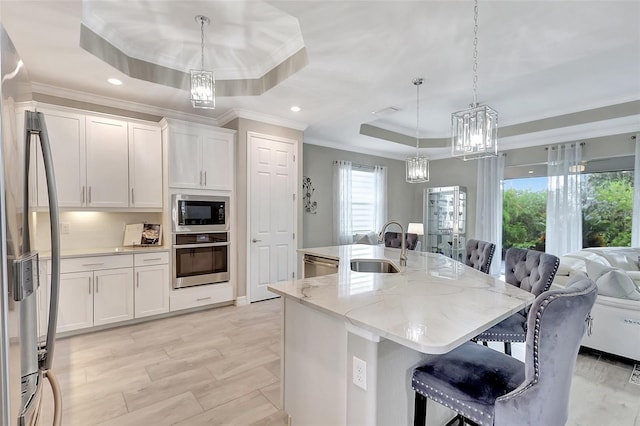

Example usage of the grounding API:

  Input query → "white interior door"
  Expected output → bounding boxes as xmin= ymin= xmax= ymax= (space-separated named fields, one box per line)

xmin=249 ymin=133 xmax=297 ymax=302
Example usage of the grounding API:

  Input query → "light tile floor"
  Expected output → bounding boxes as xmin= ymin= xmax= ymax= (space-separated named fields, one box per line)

xmin=39 ymin=298 xmax=639 ymax=425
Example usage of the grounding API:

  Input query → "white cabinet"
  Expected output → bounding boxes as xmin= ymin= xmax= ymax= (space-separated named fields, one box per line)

xmin=56 ymin=255 xmax=134 ymax=332
xmin=129 ymin=123 xmax=163 ymax=208
xmin=57 ymin=271 xmax=94 ymax=333
xmin=34 ymin=107 xmax=86 ymax=208
xmin=93 ymin=268 xmax=134 ymax=326
xmin=21 ymin=103 xmax=163 ymax=210
xmin=85 ymin=115 xmax=130 ymax=208
xmin=166 ymin=120 xmax=235 ymax=191
xmin=134 ymin=252 xmax=169 ymax=318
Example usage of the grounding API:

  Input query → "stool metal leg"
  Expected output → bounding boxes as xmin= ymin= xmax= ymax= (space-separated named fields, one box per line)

xmin=414 ymin=393 xmax=427 ymax=426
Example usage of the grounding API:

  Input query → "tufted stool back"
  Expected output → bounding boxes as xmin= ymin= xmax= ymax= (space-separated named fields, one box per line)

xmin=504 ymin=248 xmax=559 ymax=296
xmin=384 ymin=232 xmax=418 ymax=250
xmin=465 ymin=239 xmax=496 ymax=274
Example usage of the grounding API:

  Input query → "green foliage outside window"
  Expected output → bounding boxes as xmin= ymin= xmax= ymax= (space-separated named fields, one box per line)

xmin=582 ymin=171 xmax=633 ymax=247
xmin=502 ymin=171 xmax=634 ymax=253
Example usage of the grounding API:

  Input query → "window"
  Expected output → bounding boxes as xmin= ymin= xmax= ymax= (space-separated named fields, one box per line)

xmin=333 ymin=162 xmax=387 ymax=244
xmin=351 ymin=168 xmax=377 ymax=233
xmin=502 ymin=171 xmax=635 ymax=251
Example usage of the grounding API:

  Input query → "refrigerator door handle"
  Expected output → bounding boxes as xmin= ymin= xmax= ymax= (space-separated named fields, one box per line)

xmin=31 ymin=111 xmax=61 ymax=372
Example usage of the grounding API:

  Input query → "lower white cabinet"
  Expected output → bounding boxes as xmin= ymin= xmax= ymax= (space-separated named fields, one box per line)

xmin=134 ymin=252 xmax=169 ymax=318
xmin=57 ymin=271 xmax=94 ymax=333
xmin=55 ymin=252 xmax=170 ymax=333
xmin=93 ymin=268 xmax=134 ymax=326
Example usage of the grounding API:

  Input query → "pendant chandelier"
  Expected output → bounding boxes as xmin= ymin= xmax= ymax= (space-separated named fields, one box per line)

xmin=406 ymin=78 xmax=430 ymax=183
xmin=451 ymin=0 xmax=498 ymax=160
xmin=190 ymin=15 xmax=215 ymax=109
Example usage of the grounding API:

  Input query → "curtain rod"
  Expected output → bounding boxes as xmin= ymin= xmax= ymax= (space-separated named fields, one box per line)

xmin=545 ymin=142 xmax=585 ymax=150
xmin=333 ymin=160 xmax=380 ymax=170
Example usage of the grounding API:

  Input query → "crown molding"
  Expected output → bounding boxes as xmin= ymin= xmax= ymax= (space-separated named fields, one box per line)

xmin=217 ymin=107 xmax=308 ymax=131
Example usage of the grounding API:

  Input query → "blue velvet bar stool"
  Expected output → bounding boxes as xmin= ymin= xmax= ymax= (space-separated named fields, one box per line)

xmin=412 ymin=275 xmax=597 ymax=426
xmin=464 ymin=239 xmax=496 ymax=274
xmin=474 ymin=247 xmax=559 ymax=355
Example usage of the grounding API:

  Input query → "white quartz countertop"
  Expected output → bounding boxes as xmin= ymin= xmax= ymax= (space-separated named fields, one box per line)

xmin=268 ymin=245 xmax=535 ymax=354
xmin=38 ymin=246 xmax=170 ymax=260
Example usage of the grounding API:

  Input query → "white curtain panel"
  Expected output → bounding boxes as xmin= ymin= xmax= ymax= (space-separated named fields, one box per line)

xmin=373 ymin=165 xmax=388 ymax=233
xmin=475 ymin=154 xmax=505 ymax=275
xmin=546 ymin=143 xmax=583 ymax=256
xmin=632 ymin=135 xmax=640 ymax=247
xmin=333 ymin=160 xmax=353 ymax=245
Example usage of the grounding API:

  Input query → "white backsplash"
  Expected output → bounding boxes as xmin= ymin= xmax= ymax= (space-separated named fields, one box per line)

xmin=35 ymin=211 xmax=164 ymax=251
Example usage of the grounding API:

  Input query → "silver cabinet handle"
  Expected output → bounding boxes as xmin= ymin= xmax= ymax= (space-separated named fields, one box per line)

xmin=196 ymin=297 xmax=211 ymax=302
xmin=131 ymin=188 xmax=135 ymax=204
xmin=199 ymin=171 xmax=203 ymax=186
xmin=88 ymin=277 xmax=91 ymax=294
xmin=252 ymin=238 xmax=262 ymax=243
xmin=82 ymin=186 xmax=85 ymax=204
xmin=136 ymin=272 xmax=139 ymax=288
xmin=95 ymin=276 xmax=99 ymax=293
xmin=82 ymin=262 xmax=104 ymax=267
xmin=143 ymin=258 xmax=162 ymax=262
xmin=88 ymin=186 xmax=92 ymax=203
xmin=204 ymin=171 xmax=207 ymax=186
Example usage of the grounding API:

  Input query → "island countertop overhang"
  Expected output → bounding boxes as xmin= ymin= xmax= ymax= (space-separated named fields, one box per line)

xmin=268 ymin=245 xmax=535 ymax=354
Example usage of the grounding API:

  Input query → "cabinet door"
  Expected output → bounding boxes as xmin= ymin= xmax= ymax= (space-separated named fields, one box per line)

xmin=134 ymin=264 xmax=169 ymax=318
xmin=86 ymin=115 xmax=129 ymax=208
xmin=169 ymin=130 xmax=202 ymax=188
xmin=129 ymin=122 xmax=163 ymax=208
xmin=93 ymin=268 xmax=134 ymax=326
xmin=57 ymin=271 xmax=93 ymax=333
xmin=201 ymin=132 xmax=234 ymax=190
xmin=36 ymin=108 xmax=86 ymax=207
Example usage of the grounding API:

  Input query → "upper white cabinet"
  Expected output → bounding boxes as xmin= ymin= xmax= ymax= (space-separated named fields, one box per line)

xmin=35 ymin=107 xmax=86 ymax=208
xmin=24 ymin=104 xmax=163 ymax=210
xmin=128 ymin=122 xmax=163 ymax=208
xmin=86 ymin=115 xmax=130 ymax=208
xmin=164 ymin=119 xmax=235 ymax=191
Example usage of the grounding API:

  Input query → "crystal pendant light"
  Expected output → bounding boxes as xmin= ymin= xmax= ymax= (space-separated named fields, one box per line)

xmin=190 ymin=15 xmax=215 ymax=109
xmin=451 ymin=0 xmax=498 ymax=160
xmin=406 ymin=78 xmax=430 ymax=183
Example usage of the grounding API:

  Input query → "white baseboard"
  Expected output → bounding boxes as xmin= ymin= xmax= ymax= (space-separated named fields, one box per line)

xmin=235 ymin=296 xmax=249 ymax=306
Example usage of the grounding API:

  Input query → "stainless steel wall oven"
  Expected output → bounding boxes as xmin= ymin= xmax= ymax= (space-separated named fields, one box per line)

xmin=172 ymin=232 xmax=230 ymax=289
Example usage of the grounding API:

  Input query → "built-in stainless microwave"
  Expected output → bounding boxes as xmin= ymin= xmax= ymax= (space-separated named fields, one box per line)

xmin=172 ymin=194 xmax=229 ymax=232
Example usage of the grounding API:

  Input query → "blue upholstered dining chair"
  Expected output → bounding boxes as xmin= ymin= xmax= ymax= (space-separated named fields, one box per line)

xmin=412 ymin=275 xmax=597 ymax=426
xmin=474 ymin=247 xmax=559 ymax=355
xmin=464 ymin=239 xmax=496 ymax=274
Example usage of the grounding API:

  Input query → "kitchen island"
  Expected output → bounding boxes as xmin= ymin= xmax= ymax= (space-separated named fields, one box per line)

xmin=267 ymin=245 xmax=534 ymax=426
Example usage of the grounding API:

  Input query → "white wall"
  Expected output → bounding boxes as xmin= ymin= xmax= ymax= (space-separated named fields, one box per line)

xmin=302 ymin=144 xmax=419 ymax=248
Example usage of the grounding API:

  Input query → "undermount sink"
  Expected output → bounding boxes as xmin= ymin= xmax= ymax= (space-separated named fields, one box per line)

xmin=350 ymin=259 xmax=400 ymax=274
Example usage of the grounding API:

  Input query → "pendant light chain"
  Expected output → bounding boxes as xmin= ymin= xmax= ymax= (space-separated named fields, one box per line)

xmin=472 ymin=0 xmax=479 ymax=107
xmin=414 ymin=77 xmax=423 ymax=155
xmin=200 ymin=16 xmax=205 ymax=71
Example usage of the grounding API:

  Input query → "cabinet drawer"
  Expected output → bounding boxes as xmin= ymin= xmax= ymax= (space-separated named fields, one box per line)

xmin=134 ymin=251 xmax=169 ymax=267
xmin=60 ymin=255 xmax=133 ymax=273
xmin=169 ymin=282 xmax=233 ymax=312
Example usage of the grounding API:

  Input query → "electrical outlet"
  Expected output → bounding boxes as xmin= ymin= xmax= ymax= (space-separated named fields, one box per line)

xmin=60 ymin=223 xmax=70 ymax=234
xmin=352 ymin=356 xmax=367 ymax=390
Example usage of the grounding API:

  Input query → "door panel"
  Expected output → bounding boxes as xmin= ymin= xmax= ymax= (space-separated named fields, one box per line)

xmin=57 ymin=272 xmax=93 ymax=332
xmin=93 ymin=268 xmax=133 ymax=326
xmin=129 ymin=123 xmax=162 ymax=208
xmin=169 ymin=131 xmax=201 ymax=188
xmin=249 ymin=134 xmax=296 ymax=302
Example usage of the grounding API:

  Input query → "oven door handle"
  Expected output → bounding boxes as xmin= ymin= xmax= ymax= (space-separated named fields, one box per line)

xmin=173 ymin=242 xmax=230 ymax=249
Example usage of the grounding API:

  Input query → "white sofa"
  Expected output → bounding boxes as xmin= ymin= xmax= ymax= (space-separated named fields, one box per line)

xmin=553 ymin=247 xmax=640 ymax=361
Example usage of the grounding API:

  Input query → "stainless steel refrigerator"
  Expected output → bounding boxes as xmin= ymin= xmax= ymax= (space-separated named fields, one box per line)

xmin=0 ymin=24 xmax=62 ymax=426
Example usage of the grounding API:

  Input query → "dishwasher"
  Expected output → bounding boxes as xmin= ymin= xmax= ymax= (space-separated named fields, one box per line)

xmin=303 ymin=254 xmax=339 ymax=278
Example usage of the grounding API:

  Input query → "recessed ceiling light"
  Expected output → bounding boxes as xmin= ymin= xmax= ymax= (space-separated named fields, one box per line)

xmin=290 ymin=106 xmax=301 ymax=112
xmin=528 ymin=170 xmax=534 ymax=174
xmin=107 ymin=78 xmax=123 ymax=86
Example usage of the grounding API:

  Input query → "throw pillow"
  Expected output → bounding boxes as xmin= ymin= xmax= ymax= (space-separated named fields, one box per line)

xmin=586 ymin=263 xmax=640 ymax=300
